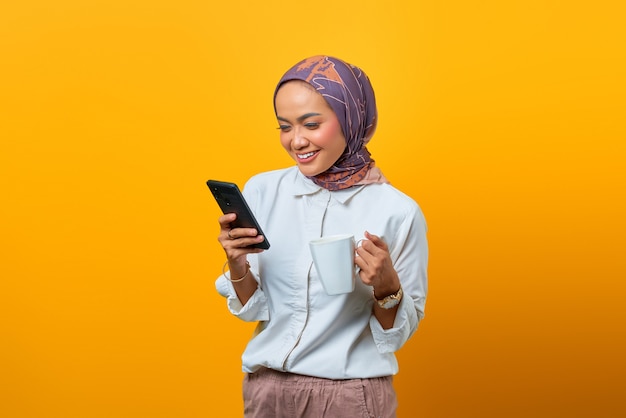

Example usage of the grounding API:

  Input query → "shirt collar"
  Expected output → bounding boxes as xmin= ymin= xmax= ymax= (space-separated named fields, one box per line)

xmin=291 ymin=167 xmax=366 ymax=204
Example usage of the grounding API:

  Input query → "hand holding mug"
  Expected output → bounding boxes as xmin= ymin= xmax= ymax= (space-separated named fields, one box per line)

xmin=355 ymin=231 xmax=401 ymax=298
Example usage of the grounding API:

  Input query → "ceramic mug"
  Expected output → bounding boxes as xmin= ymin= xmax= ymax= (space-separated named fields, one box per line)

xmin=309 ymin=234 xmax=361 ymax=295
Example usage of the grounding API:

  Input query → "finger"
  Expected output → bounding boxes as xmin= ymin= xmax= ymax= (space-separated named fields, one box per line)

xmin=354 ymin=250 xmax=367 ymax=269
xmin=356 ymin=239 xmax=379 ymax=260
xmin=355 ymin=260 xmax=375 ymax=286
xmin=228 ymin=228 xmax=260 ymax=239
xmin=222 ymin=236 xmax=266 ymax=255
xmin=364 ymin=231 xmax=388 ymax=251
xmin=355 ymin=244 xmax=375 ymax=270
xmin=218 ymin=213 xmax=237 ymax=227
xmin=355 ymin=239 xmax=376 ymax=259
xmin=218 ymin=214 xmax=259 ymax=239
xmin=237 ymin=235 xmax=265 ymax=247
xmin=219 ymin=233 xmax=261 ymax=250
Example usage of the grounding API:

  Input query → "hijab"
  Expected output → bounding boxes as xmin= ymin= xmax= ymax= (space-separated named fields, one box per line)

xmin=274 ymin=55 xmax=389 ymax=190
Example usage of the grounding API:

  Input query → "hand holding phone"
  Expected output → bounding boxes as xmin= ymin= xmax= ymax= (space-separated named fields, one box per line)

xmin=207 ymin=180 xmax=270 ymax=250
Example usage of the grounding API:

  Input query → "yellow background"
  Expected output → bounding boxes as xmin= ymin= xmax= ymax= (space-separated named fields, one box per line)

xmin=1 ymin=1 xmax=624 ymax=417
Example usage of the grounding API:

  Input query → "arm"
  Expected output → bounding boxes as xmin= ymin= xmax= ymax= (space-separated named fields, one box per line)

xmin=217 ymin=212 xmax=266 ymax=305
xmin=355 ymin=231 xmax=402 ymax=329
xmin=357 ymin=205 xmax=428 ymax=352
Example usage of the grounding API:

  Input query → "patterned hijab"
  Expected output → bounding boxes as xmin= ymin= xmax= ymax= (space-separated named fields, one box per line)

xmin=274 ymin=55 xmax=388 ymax=190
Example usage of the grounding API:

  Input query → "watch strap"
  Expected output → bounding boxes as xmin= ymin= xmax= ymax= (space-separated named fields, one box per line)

xmin=374 ymin=286 xmax=403 ymax=309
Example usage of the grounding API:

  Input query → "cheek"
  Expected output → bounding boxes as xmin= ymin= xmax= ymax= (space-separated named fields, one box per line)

xmin=279 ymin=133 xmax=291 ymax=151
xmin=316 ymin=120 xmax=344 ymax=147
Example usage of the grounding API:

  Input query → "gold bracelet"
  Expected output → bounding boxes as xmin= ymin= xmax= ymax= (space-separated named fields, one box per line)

xmin=222 ymin=261 xmax=251 ymax=283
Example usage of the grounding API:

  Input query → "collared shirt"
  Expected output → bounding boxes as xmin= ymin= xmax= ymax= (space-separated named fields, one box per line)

xmin=216 ymin=167 xmax=428 ymax=379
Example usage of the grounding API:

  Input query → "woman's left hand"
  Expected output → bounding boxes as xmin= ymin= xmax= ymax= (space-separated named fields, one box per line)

xmin=355 ymin=231 xmax=401 ymax=298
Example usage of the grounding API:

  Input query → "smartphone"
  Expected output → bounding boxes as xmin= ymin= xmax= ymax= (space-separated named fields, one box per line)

xmin=207 ymin=180 xmax=270 ymax=250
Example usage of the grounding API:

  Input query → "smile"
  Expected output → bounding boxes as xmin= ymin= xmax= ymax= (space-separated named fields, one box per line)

xmin=297 ymin=151 xmax=318 ymax=159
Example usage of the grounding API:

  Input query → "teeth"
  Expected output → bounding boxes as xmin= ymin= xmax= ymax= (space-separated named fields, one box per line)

xmin=298 ymin=151 xmax=316 ymax=159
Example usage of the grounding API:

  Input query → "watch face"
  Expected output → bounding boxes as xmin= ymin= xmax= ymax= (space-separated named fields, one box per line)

xmin=377 ymin=287 xmax=403 ymax=309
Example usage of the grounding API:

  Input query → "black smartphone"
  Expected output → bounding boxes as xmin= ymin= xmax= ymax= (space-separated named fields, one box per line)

xmin=207 ymin=180 xmax=270 ymax=250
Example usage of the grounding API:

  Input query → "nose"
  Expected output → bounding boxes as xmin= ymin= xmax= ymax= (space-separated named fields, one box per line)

xmin=291 ymin=126 xmax=309 ymax=149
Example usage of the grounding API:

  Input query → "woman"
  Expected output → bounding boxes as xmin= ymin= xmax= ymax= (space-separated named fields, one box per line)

xmin=215 ymin=55 xmax=428 ymax=418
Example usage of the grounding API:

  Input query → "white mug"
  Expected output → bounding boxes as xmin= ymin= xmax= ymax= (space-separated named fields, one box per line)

xmin=309 ymin=234 xmax=359 ymax=295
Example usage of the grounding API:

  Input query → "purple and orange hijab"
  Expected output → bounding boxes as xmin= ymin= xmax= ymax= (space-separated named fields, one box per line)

xmin=274 ymin=55 xmax=388 ymax=191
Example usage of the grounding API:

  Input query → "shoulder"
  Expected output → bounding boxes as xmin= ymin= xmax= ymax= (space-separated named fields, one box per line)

xmin=353 ymin=183 xmax=427 ymax=230
xmin=362 ymin=183 xmax=422 ymax=212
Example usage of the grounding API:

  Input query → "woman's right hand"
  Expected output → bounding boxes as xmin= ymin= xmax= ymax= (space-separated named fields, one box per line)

xmin=218 ymin=213 xmax=266 ymax=270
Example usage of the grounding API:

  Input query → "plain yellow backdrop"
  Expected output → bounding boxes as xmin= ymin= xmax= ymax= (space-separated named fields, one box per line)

xmin=1 ymin=1 xmax=625 ymax=417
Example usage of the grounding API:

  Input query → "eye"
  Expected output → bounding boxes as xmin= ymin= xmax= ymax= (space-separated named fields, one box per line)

xmin=277 ymin=124 xmax=291 ymax=132
xmin=304 ymin=122 xmax=320 ymax=129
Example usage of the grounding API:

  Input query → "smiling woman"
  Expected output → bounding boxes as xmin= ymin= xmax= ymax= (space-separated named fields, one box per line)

xmin=213 ymin=55 xmax=429 ymax=418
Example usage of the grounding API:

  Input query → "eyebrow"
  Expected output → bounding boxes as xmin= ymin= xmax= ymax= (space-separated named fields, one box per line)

xmin=276 ymin=113 xmax=322 ymax=123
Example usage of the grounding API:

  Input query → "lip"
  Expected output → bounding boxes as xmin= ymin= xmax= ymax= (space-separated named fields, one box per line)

xmin=295 ymin=150 xmax=319 ymax=163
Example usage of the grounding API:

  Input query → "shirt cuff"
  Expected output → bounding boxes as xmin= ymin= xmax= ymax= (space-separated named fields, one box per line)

xmin=215 ymin=273 xmax=269 ymax=322
xmin=369 ymin=295 xmax=419 ymax=353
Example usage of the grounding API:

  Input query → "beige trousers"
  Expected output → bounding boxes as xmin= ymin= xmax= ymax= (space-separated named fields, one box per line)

xmin=243 ymin=367 xmax=397 ymax=418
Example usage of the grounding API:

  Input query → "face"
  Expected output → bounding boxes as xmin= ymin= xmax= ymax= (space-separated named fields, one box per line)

xmin=275 ymin=81 xmax=346 ymax=177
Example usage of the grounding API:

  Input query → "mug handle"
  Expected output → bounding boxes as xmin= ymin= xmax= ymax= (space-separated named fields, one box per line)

xmin=353 ymin=239 xmax=364 ymax=276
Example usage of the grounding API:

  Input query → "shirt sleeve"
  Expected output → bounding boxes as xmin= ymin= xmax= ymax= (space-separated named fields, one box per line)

xmin=369 ymin=295 xmax=418 ymax=353
xmin=369 ymin=202 xmax=428 ymax=353
xmin=215 ymin=268 xmax=270 ymax=322
xmin=214 ymin=177 xmax=271 ymax=322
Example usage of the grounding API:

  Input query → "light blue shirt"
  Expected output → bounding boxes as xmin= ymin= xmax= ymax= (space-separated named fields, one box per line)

xmin=216 ymin=167 xmax=428 ymax=379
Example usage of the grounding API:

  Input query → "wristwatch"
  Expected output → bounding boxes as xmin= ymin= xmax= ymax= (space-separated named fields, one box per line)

xmin=374 ymin=286 xmax=403 ymax=309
